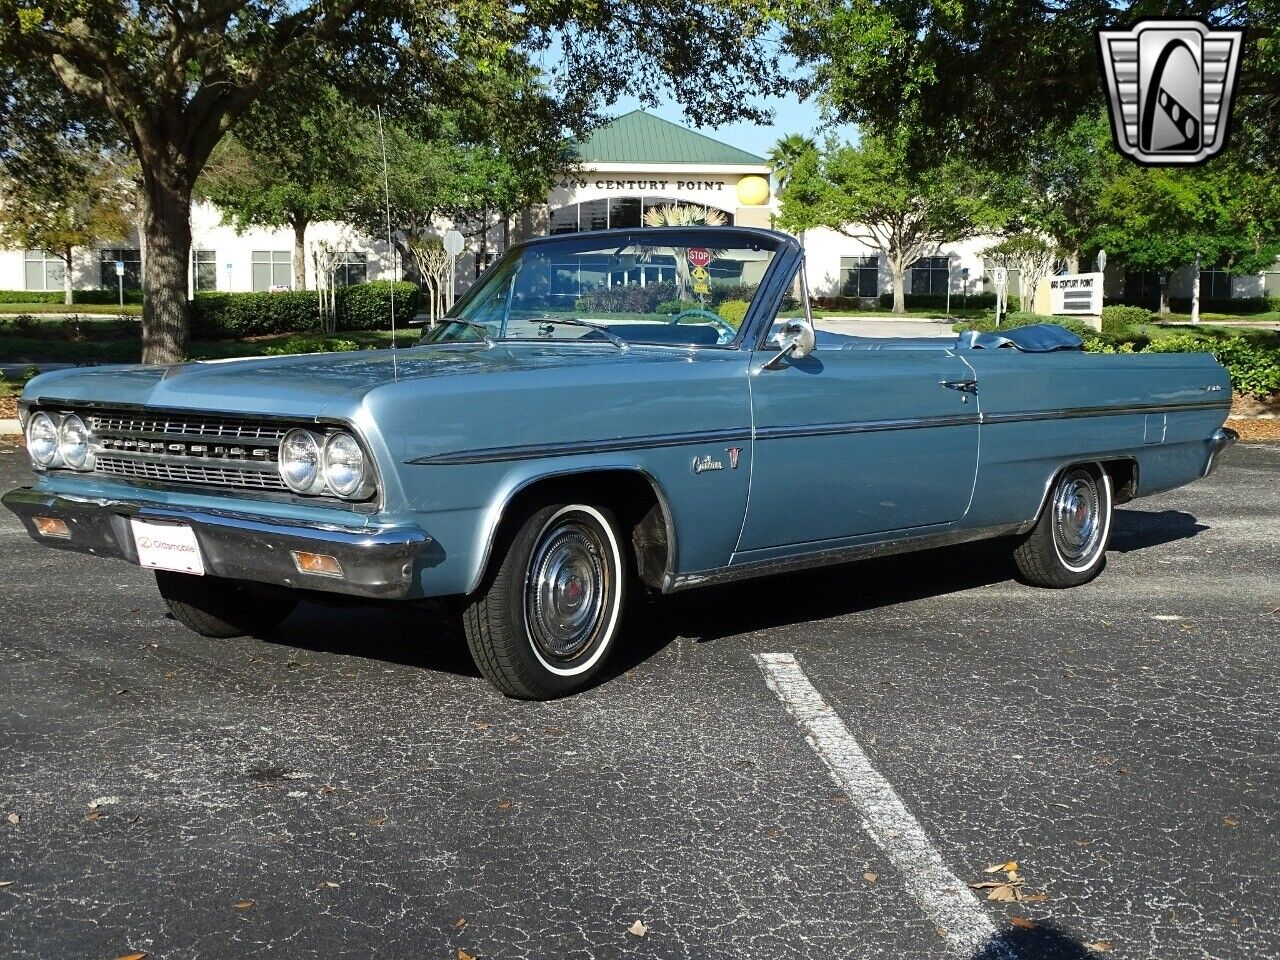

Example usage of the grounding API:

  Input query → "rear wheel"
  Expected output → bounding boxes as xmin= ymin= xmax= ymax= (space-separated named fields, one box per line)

xmin=463 ymin=501 xmax=625 ymax=699
xmin=156 ymin=571 xmax=298 ymax=638
xmin=1013 ymin=464 xmax=1113 ymax=588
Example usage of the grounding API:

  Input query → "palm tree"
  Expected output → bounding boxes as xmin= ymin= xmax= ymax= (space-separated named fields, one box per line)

xmin=768 ymin=133 xmax=817 ymax=191
xmin=640 ymin=203 xmax=727 ymax=298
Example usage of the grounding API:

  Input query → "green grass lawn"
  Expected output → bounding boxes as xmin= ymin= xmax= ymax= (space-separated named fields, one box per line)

xmin=0 ymin=302 xmax=143 ymax=316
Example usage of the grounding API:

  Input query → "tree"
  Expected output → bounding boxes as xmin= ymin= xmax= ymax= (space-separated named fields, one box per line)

xmin=641 ymin=202 xmax=729 ymax=298
xmin=199 ymin=83 xmax=365 ymax=291
xmin=778 ymin=133 xmax=1006 ymax=312
xmin=1 ymin=0 xmax=789 ymax=364
xmin=788 ymin=2 xmax=1276 ymax=169
xmin=982 ymin=234 xmax=1061 ymax=316
xmin=0 ymin=140 xmax=133 ymax=305
xmin=1093 ymin=163 xmax=1280 ymax=313
xmin=768 ymin=134 xmax=817 ymax=191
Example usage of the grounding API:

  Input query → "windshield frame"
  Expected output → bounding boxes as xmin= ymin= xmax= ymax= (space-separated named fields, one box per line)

xmin=431 ymin=226 xmax=802 ymax=352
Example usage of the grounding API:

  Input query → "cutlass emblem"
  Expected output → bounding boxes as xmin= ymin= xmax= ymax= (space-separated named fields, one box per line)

xmin=693 ymin=455 xmax=724 ymax=474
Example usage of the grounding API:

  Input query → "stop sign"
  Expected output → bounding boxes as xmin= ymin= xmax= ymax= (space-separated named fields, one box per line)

xmin=687 ymin=247 xmax=711 ymax=268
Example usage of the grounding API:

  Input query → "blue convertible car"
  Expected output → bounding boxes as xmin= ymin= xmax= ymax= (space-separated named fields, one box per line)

xmin=5 ymin=227 xmax=1236 ymax=698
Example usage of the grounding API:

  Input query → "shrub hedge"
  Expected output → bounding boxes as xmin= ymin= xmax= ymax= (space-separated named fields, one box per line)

xmin=1101 ymin=305 xmax=1152 ymax=333
xmin=0 ymin=289 xmax=144 ymax=305
xmin=191 ymin=281 xmax=418 ymax=338
xmin=717 ymin=300 xmax=750 ymax=329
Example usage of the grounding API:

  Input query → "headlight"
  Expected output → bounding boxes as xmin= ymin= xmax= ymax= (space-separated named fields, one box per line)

xmin=322 ymin=432 xmax=371 ymax=499
xmin=26 ymin=412 xmax=60 ymax=467
xmin=278 ymin=429 xmax=324 ymax=494
xmin=58 ymin=414 xmax=92 ymax=469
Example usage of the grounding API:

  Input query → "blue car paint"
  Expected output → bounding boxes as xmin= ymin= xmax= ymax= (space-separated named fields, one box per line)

xmin=13 ymin=228 xmax=1233 ymax=600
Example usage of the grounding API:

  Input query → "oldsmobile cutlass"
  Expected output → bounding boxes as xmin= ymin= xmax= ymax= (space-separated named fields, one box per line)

xmin=5 ymin=227 xmax=1237 ymax=698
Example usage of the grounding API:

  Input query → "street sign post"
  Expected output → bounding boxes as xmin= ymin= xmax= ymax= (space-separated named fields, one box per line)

xmin=443 ymin=230 xmax=465 ymax=311
xmin=992 ymin=266 xmax=1009 ymax=326
xmin=960 ymin=267 xmax=970 ymax=309
xmin=115 ymin=260 xmax=125 ymax=308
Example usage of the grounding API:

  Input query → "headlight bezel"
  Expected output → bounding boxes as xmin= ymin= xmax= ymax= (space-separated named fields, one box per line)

xmin=57 ymin=414 xmax=93 ymax=470
xmin=26 ymin=411 xmax=62 ymax=468
xmin=322 ymin=431 xmax=375 ymax=501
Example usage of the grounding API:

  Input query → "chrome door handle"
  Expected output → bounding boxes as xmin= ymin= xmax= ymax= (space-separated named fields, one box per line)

xmin=939 ymin=379 xmax=978 ymax=393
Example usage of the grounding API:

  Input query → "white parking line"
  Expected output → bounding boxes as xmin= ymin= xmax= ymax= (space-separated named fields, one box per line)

xmin=754 ymin=652 xmax=1017 ymax=959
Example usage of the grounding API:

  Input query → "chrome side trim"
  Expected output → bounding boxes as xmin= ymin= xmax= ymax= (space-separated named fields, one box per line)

xmin=665 ymin=522 xmax=1024 ymax=592
xmin=981 ymin=400 xmax=1230 ymax=424
xmin=754 ymin=413 xmax=980 ymax=441
xmin=409 ymin=428 xmax=753 ymax=465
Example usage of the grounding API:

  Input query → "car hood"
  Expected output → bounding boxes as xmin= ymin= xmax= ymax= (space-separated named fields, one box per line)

xmin=21 ymin=343 xmax=667 ymax=419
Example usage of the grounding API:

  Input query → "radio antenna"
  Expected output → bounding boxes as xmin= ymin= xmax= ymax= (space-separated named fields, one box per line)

xmin=375 ymin=105 xmax=398 ymax=371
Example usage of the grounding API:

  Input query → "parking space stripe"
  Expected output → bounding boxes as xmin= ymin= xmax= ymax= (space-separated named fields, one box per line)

xmin=753 ymin=653 xmax=1017 ymax=959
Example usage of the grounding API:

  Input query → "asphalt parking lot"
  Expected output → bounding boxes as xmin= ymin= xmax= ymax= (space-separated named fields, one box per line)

xmin=1 ymin=443 xmax=1277 ymax=960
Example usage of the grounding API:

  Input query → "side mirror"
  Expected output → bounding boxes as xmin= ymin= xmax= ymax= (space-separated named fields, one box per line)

xmin=764 ymin=260 xmax=817 ymax=369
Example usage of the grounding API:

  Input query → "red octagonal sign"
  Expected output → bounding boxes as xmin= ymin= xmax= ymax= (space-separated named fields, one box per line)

xmin=687 ymin=247 xmax=711 ymax=268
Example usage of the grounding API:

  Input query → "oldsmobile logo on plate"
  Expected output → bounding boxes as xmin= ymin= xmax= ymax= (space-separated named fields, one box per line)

xmin=1097 ymin=19 xmax=1244 ymax=166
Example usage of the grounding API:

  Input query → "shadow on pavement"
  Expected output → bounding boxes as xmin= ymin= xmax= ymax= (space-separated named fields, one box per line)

xmin=972 ymin=922 xmax=1110 ymax=959
xmin=1109 ymin=508 xmax=1206 ymax=552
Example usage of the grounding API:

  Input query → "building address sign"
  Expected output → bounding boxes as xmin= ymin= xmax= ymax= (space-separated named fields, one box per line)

xmin=558 ymin=178 xmax=727 ymax=192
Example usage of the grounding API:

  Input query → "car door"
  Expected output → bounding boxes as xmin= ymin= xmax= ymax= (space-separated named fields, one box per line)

xmin=736 ymin=338 xmax=981 ymax=554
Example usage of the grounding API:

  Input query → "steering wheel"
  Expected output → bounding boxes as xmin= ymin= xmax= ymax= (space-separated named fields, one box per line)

xmin=671 ymin=308 xmax=736 ymax=340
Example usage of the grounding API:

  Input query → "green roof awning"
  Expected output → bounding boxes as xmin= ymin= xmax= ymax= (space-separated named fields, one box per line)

xmin=576 ymin=110 xmax=768 ymax=167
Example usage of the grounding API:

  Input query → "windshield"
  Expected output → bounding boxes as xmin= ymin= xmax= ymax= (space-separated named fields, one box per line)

xmin=421 ymin=229 xmax=781 ymax=348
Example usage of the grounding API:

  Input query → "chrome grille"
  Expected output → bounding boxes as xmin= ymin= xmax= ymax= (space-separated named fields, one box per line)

xmin=96 ymin=456 xmax=288 ymax=490
xmin=82 ymin=408 xmax=292 ymax=493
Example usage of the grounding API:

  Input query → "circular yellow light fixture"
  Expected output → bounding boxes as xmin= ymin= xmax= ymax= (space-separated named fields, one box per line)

xmin=736 ymin=175 xmax=770 ymax=207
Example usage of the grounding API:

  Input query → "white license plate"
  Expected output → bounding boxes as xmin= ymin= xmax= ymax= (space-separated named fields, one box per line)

xmin=130 ymin=519 xmax=205 ymax=576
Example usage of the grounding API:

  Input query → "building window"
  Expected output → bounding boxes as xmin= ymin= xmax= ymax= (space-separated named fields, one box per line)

xmin=333 ymin=252 xmax=368 ymax=287
xmin=1123 ymin=270 xmax=1161 ymax=306
xmin=24 ymin=250 xmax=66 ymax=291
xmin=252 ymin=250 xmax=292 ymax=291
xmin=545 ymin=198 xmax=734 ymax=235
xmin=840 ymin=256 xmax=879 ymax=298
xmin=193 ymin=249 xmax=217 ymax=292
xmin=99 ymin=248 xmax=142 ymax=289
xmin=910 ymin=256 xmax=950 ymax=295
xmin=1201 ymin=267 xmax=1233 ymax=300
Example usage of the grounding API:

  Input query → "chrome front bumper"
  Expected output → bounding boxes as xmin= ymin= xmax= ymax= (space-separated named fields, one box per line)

xmin=2 ymin=487 xmax=433 ymax=600
xmin=1204 ymin=427 xmax=1239 ymax=477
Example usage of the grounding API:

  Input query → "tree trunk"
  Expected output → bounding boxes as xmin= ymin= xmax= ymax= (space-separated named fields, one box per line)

xmin=1067 ymin=251 xmax=1081 ymax=273
xmin=891 ymin=263 xmax=906 ymax=314
xmin=1158 ymin=274 xmax=1170 ymax=315
xmin=292 ymin=219 xmax=308 ymax=290
xmin=140 ymin=175 xmax=194 ymax=365
xmin=63 ymin=246 xmax=74 ymax=306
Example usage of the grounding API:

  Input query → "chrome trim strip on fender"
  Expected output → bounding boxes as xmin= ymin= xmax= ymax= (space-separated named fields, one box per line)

xmin=408 ymin=428 xmax=754 ymax=465
xmin=410 ymin=401 xmax=1231 ymax=466
xmin=665 ymin=522 xmax=1025 ymax=591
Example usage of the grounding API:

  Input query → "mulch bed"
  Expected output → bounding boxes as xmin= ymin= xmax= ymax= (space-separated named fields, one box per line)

xmin=0 ymin=396 xmax=17 ymax=419
xmin=1227 ymin=417 xmax=1280 ymax=443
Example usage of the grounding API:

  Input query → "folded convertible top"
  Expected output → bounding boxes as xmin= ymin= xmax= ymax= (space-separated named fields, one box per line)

xmin=957 ymin=323 xmax=1084 ymax=352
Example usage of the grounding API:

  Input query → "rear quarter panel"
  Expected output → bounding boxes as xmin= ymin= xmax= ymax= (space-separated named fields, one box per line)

xmin=963 ymin=350 xmax=1231 ymax=527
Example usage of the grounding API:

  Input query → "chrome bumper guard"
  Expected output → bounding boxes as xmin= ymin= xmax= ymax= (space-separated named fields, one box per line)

xmin=2 ymin=487 xmax=431 ymax=600
xmin=1204 ymin=427 xmax=1239 ymax=477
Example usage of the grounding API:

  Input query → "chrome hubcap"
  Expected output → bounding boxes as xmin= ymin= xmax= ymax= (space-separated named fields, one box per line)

xmin=1052 ymin=471 xmax=1102 ymax=565
xmin=526 ymin=518 xmax=611 ymax=662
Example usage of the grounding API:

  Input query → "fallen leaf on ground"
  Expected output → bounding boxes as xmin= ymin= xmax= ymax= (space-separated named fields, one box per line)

xmin=1086 ymin=941 xmax=1114 ymax=952
xmin=85 ymin=811 xmax=105 ymax=821
xmin=321 ymin=882 xmax=339 ymax=889
xmin=496 ymin=801 xmax=512 ymax=810
xmin=368 ymin=817 xmax=387 ymax=826
xmin=233 ymin=900 xmax=255 ymax=910
xmin=544 ymin=726 xmax=565 ymax=734
xmin=454 ymin=917 xmax=467 ymax=930
xmin=863 ymin=872 xmax=878 ymax=884
xmin=458 ymin=950 xmax=475 ymax=960
xmin=985 ymin=861 xmax=1018 ymax=873
xmin=114 ymin=953 xmax=147 ymax=960
xmin=1021 ymin=893 xmax=1049 ymax=903
xmin=627 ymin=920 xmax=648 ymax=938
xmin=0 ymin=881 xmax=14 ymax=887
xmin=474 ymin=722 xmax=492 ymax=730
xmin=319 ymin=786 xmax=336 ymax=794
xmin=1223 ymin=817 xmax=1239 ymax=827
xmin=1011 ymin=917 xmax=1036 ymax=930
xmin=6 ymin=813 xmax=18 ymax=825
xmin=987 ymin=885 xmax=1020 ymax=902
xmin=968 ymin=881 xmax=1009 ymax=890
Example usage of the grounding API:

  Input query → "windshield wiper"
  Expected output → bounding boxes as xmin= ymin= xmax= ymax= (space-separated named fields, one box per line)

xmin=537 ymin=316 xmax=628 ymax=351
xmin=434 ymin=318 xmax=493 ymax=347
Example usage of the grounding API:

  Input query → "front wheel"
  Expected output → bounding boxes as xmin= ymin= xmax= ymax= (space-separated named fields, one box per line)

xmin=1013 ymin=464 xmax=1113 ymax=588
xmin=463 ymin=501 xmax=626 ymax=699
xmin=156 ymin=571 xmax=298 ymax=638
